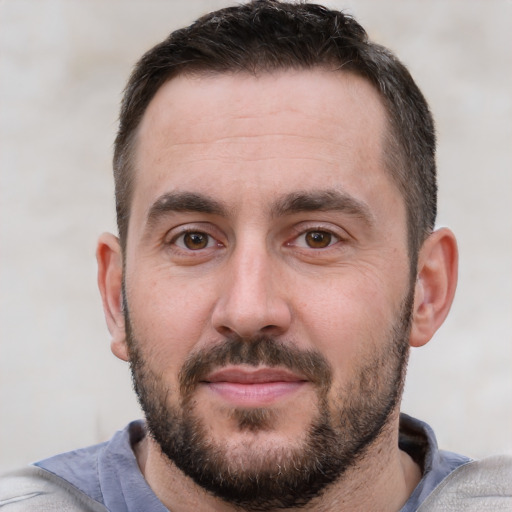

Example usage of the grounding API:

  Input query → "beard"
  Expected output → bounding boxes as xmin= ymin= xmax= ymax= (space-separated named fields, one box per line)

xmin=123 ymin=289 xmax=413 ymax=511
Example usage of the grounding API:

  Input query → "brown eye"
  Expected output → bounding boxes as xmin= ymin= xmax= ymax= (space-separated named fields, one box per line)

xmin=305 ymin=230 xmax=332 ymax=248
xmin=181 ymin=232 xmax=210 ymax=250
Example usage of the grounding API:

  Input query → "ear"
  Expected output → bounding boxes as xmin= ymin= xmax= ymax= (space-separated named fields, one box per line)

xmin=96 ymin=232 xmax=129 ymax=362
xmin=409 ymin=227 xmax=458 ymax=348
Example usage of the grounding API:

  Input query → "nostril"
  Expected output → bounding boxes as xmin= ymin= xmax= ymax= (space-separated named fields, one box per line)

xmin=211 ymin=289 xmax=292 ymax=339
xmin=215 ymin=325 xmax=235 ymax=338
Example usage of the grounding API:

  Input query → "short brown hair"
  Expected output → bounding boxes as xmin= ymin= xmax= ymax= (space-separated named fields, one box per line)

xmin=114 ymin=0 xmax=437 ymax=264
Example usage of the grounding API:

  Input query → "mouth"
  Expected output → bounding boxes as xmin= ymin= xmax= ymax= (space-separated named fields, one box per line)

xmin=202 ymin=366 xmax=308 ymax=407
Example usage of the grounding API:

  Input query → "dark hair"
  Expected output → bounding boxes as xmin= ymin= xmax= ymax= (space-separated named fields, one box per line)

xmin=114 ymin=0 xmax=437 ymax=263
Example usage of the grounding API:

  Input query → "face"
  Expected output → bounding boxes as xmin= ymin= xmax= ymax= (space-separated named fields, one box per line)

xmin=121 ymin=70 xmax=413 ymax=508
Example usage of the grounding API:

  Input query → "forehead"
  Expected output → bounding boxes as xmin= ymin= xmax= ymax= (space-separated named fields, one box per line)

xmin=136 ymin=68 xmax=387 ymax=155
xmin=131 ymin=69 xmax=399 ymax=229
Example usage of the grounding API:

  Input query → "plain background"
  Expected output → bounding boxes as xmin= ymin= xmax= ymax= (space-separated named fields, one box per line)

xmin=0 ymin=0 xmax=511 ymax=473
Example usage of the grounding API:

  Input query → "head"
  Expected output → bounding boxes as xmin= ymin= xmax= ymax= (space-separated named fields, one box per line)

xmin=113 ymin=0 xmax=437 ymax=265
xmin=98 ymin=1 xmax=457 ymax=509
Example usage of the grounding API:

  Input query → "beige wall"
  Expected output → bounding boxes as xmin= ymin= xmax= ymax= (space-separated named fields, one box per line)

xmin=1 ymin=0 xmax=511 ymax=472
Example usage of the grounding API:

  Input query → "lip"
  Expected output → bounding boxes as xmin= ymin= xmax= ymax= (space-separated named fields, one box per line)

xmin=202 ymin=366 xmax=308 ymax=406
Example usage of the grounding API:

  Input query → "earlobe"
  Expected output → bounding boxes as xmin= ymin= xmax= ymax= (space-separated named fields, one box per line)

xmin=409 ymin=228 xmax=458 ymax=348
xmin=96 ymin=232 xmax=129 ymax=362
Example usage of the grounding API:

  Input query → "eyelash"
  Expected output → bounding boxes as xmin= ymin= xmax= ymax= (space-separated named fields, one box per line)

xmin=168 ymin=229 xmax=222 ymax=251
xmin=166 ymin=226 xmax=345 ymax=254
xmin=292 ymin=229 xmax=341 ymax=249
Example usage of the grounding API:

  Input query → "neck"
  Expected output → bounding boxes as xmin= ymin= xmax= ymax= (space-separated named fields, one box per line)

xmin=134 ymin=414 xmax=421 ymax=512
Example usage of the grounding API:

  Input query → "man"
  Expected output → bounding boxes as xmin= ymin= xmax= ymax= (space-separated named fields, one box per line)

xmin=1 ymin=1 xmax=510 ymax=510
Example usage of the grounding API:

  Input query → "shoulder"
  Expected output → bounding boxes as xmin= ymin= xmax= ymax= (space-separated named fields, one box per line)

xmin=0 ymin=466 xmax=107 ymax=512
xmin=418 ymin=454 xmax=512 ymax=511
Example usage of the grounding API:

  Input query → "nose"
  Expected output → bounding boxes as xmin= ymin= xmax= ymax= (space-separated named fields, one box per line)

xmin=211 ymin=241 xmax=292 ymax=339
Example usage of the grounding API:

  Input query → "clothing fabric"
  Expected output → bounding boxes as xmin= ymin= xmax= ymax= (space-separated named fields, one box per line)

xmin=0 ymin=414 xmax=510 ymax=511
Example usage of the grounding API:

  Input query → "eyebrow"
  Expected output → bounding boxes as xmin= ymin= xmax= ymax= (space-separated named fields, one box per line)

xmin=144 ymin=189 xmax=374 ymax=231
xmin=146 ymin=192 xmax=227 ymax=228
xmin=271 ymin=190 xmax=374 ymax=226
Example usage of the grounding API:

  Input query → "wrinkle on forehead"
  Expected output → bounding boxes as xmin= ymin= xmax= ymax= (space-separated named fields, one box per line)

xmin=136 ymin=69 xmax=388 ymax=149
xmin=127 ymin=69 xmax=401 ymax=248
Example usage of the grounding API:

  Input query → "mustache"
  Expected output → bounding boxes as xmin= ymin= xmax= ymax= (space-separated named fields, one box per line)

xmin=179 ymin=335 xmax=332 ymax=398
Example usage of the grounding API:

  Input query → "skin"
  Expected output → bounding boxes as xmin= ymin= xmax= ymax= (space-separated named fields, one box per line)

xmin=97 ymin=69 xmax=458 ymax=511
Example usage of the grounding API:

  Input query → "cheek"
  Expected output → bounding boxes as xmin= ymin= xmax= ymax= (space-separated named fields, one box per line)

xmin=292 ymin=272 xmax=401 ymax=372
xmin=125 ymin=272 xmax=218 ymax=371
